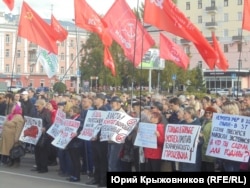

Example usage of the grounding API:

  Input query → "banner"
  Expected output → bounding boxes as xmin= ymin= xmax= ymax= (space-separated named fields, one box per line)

xmin=137 ymin=48 xmax=165 ymax=70
xmin=162 ymin=124 xmax=201 ymax=163
xmin=206 ymin=113 xmax=250 ymax=162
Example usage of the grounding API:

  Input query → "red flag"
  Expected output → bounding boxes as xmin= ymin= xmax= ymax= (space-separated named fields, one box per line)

xmin=51 ymin=15 xmax=68 ymax=42
xmin=17 ymin=2 xmax=58 ymax=54
xmin=159 ymin=33 xmax=189 ymax=69
xmin=74 ymin=0 xmax=112 ymax=46
xmin=144 ymin=0 xmax=217 ymax=70
xmin=104 ymin=46 xmax=116 ymax=76
xmin=3 ymin=0 xmax=14 ymax=11
xmin=212 ymin=31 xmax=229 ymax=71
xmin=103 ymin=0 xmax=155 ymax=67
xmin=243 ymin=0 xmax=250 ymax=31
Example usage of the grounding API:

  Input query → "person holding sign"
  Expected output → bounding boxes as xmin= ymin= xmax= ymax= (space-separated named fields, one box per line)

xmin=219 ymin=101 xmax=241 ymax=172
xmin=143 ymin=111 xmax=165 ymax=171
xmin=86 ymin=93 xmax=109 ymax=188
xmin=107 ymin=96 xmax=125 ymax=172
xmin=179 ymin=107 xmax=203 ymax=172
xmin=200 ymin=106 xmax=217 ymax=172
xmin=0 ymin=103 xmax=24 ymax=167
xmin=66 ymin=105 xmax=83 ymax=182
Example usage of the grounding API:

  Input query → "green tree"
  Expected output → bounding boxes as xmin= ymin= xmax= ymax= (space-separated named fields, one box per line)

xmin=53 ymin=82 xmax=67 ymax=94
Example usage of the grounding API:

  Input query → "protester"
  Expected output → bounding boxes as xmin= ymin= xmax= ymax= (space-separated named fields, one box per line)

xmin=32 ymin=99 xmax=52 ymax=173
xmin=200 ymin=106 xmax=217 ymax=172
xmin=143 ymin=111 xmax=164 ymax=171
xmin=86 ymin=93 xmax=108 ymax=187
xmin=67 ymin=105 xmax=83 ymax=182
xmin=179 ymin=106 xmax=203 ymax=172
xmin=107 ymin=96 xmax=125 ymax=172
xmin=0 ymin=103 xmax=24 ymax=167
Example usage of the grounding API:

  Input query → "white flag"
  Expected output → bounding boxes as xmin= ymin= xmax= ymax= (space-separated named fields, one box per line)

xmin=37 ymin=47 xmax=58 ymax=78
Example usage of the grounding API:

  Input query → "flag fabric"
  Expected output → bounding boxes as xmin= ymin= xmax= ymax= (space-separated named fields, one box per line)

xmin=144 ymin=0 xmax=217 ymax=70
xmin=17 ymin=2 xmax=58 ymax=54
xmin=37 ymin=47 xmax=58 ymax=78
xmin=212 ymin=31 xmax=229 ymax=71
xmin=243 ymin=0 xmax=250 ymax=31
xmin=74 ymin=0 xmax=112 ymax=46
xmin=104 ymin=46 xmax=116 ymax=76
xmin=159 ymin=33 xmax=189 ymax=69
xmin=51 ymin=15 xmax=68 ymax=42
xmin=103 ymin=0 xmax=155 ymax=67
xmin=3 ymin=0 xmax=14 ymax=11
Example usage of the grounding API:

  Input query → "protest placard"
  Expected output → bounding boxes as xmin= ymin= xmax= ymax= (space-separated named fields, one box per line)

xmin=19 ymin=116 xmax=43 ymax=145
xmin=100 ymin=111 xmax=139 ymax=143
xmin=134 ymin=122 xmax=157 ymax=148
xmin=78 ymin=110 xmax=106 ymax=141
xmin=47 ymin=109 xmax=66 ymax=138
xmin=206 ymin=113 xmax=250 ymax=162
xmin=162 ymin=124 xmax=201 ymax=163
xmin=52 ymin=118 xmax=80 ymax=149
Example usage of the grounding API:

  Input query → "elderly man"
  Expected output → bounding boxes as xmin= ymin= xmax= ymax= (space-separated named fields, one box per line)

xmin=32 ymin=99 xmax=52 ymax=173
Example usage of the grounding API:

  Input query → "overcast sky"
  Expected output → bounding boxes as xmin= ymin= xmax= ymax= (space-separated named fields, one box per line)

xmin=0 ymin=0 xmax=144 ymax=21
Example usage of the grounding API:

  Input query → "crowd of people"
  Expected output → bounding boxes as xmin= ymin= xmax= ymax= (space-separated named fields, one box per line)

xmin=0 ymin=88 xmax=249 ymax=187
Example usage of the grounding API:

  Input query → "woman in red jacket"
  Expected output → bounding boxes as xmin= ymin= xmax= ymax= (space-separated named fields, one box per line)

xmin=143 ymin=111 xmax=165 ymax=171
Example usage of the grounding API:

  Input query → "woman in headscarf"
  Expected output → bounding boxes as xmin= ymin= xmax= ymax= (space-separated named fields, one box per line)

xmin=0 ymin=103 xmax=24 ymax=167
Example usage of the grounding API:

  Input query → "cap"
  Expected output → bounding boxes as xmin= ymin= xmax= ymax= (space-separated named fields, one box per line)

xmin=95 ymin=93 xmax=106 ymax=100
xmin=21 ymin=91 xmax=28 ymax=95
xmin=110 ymin=96 xmax=122 ymax=103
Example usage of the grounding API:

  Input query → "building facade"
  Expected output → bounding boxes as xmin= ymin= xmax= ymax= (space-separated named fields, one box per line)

xmin=0 ymin=13 xmax=88 ymax=92
xmin=176 ymin=0 xmax=250 ymax=90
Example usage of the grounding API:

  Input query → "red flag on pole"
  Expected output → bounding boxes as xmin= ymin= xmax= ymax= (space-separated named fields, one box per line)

xmin=74 ymin=0 xmax=112 ymax=46
xmin=160 ymin=33 xmax=189 ymax=70
xmin=144 ymin=0 xmax=217 ymax=70
xmin=243 ymin=0 xmax=250 ymax=31
xmin=51 ymin=15 xmax=68 ymax=42
xmin=103 ymin=0 xmax=155 ymax=67
xmin=104 ymin=46 xmax=116 ymax=76
xmin=3 ymin=0 xmax=14 ymax=11
xmin=17 ymin=2 xmax=58 ymax=54
xmin=212 ymin=31 xmax=229 ymax=71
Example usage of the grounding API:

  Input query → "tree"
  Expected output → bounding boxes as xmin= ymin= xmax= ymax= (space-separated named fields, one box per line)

xmin=53 ymin=82 xmax=67 ymax=94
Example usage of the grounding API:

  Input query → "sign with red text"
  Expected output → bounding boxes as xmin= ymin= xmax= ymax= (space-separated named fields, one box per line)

xmin=206 ymin=113 xmax=250 ymax=162
xmin=134 ymin=122 xmax=157 ymax=149
xmin=162 ymin=124 xmax=201 ymax=163
xmin=100 ymin=111 xmax=139 ymax=143
xmin=19 ymin=116 xmax=43 ymax=145
xmin=52 ymin=119 xmax=80 ymax=149
xmin=78 ymin=110 xmax=106 ymax=141
xmin=0 ymin=115 xmax=6 ymax=134
xmin=47 ymin=109 xmax=66 ymax=138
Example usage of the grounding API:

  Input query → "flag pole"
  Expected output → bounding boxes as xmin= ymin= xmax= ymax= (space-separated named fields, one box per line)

xmin=59 ymin=46 xmax=84 ymax=83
